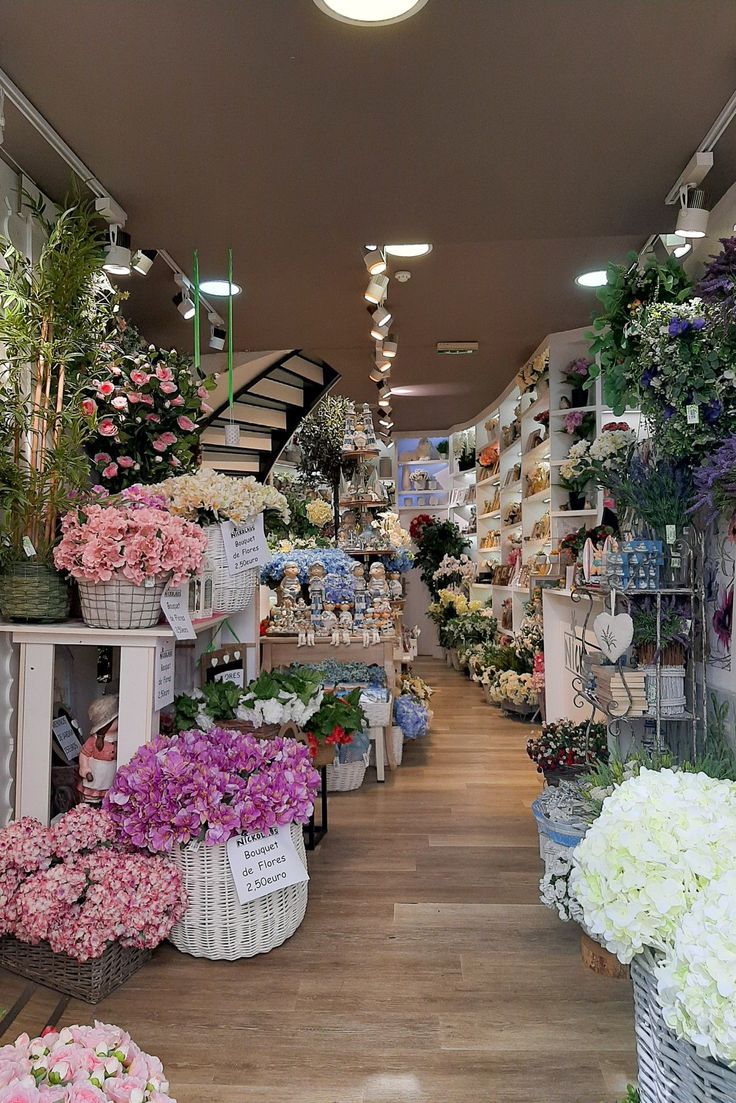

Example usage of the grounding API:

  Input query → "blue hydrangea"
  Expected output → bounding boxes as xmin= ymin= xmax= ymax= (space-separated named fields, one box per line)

xmin=383 ymin=547 xmax=414 ymax=573
xmin=394 ymin=694 xmax=429 ymax=741
xmin=261 ymin=547 xmax=357 ymax=586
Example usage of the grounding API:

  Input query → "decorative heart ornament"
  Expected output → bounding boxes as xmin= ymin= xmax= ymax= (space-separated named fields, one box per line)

xmin=593 ymin=611 xmax=634 ymax=663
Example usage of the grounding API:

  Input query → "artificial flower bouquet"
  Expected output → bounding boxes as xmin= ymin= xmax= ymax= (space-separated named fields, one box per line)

xmin=432 ymin=553 xmax=475 ymax=589
xmin=0 ymin=1023 xmax=176 ymax=1103
xmin=563 ymin=356 xmax=592 ymax=406
xmin=302 ymin=687 xmax=366 ymax=764
xmin=400 ymin=672 xmax=434 ymax=703
xmin=159 ymin=468 xmax=289 ymax=526
xmin=517 ymin=348 xmax=549 ymax=394
xmin=173 ymin=669 xmax=324 ymax=734
xmin=488 ymin=670 xmax=537 ymax=711
xmin=571 ymin=769 xmax=736 ymax=1070
xmin=526 ymin=718 xmax=608 ymax=777
xmin=562 ymin=409 xmax=596 ymax=439
xmin=305 ymin=497 xmax=333 ymax=529
xmin=393 ymin=694 xmax=430 ymax=741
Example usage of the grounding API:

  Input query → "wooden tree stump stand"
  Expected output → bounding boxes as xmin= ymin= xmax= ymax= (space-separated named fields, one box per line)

xmin=580 ymin=933 xmax=629 ymax=979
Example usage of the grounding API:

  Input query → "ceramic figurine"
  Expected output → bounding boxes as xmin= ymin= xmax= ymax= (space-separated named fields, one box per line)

xmin=278 ymin=560 xmax=302 ymax=605
xmin=342 ymin=400 xmax=357 ymax=452
xmin=388 ymin=571 xmax=403 ymax=601
xmin=352 ymin=411 xmax=368 ymax=452
xmin=338 ymin=603 xmax=353 ymax=644
xmin=368 ymin=560 xmax=389 ymax=598
xmin=296 ymin=602 xmax=315 ymax=647
xmin=362 ymin=403 xmax=378 ymax=448
xmin=362 ymin=606 xmax=375 ymax=647
xmin=352 ymin=562 xmax=366 ymax=592
xmin=78 ymin=695 xmax=119 ymax=804
xmin=321 ymin=602 xmax=340 ymax=646
xmin=307 ymin=562 xmax=326 ymax=611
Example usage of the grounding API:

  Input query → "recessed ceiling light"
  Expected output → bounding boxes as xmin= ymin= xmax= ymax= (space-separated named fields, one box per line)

xmin=384 ymin=243 xmax=432 ymax=257
xmin=575 ymin=270 xmax=607 ymax=288
xmin=199 ymin=279 xmax=242 ymax=296
xmin=313 ymin=0 xmax=429 ymax=26
xmin=674 ymin=243 xmax=692 ymax=259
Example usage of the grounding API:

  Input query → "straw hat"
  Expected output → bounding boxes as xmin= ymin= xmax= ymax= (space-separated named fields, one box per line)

xmin=88 ymin=694 xmax=119 ymax=735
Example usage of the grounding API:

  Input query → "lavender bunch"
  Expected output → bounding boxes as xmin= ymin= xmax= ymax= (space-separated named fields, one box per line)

xmin=696 ymin=236 xmax=736 ymax=319
xmin=691 ymin=435 xmax=736 ymax=522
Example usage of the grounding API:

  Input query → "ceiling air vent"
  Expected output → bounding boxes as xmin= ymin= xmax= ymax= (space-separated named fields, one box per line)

xmin=436 ymin=341 xmax=478 ymax=355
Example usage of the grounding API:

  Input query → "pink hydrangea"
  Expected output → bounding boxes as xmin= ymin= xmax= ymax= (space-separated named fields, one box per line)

xmin=53 ymin=504 xmax=206 ymax=586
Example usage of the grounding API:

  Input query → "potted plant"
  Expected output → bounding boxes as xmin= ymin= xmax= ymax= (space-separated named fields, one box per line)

xmin=526 ymin=718 xmax=608 ymax=784
xmin=0 ymin=195 xmax=119 ymax=622
xmin=487 ymin=670 xmax=538 ymax=717
xmin=53 ymin=498 xmax=207 ymax=629
xmin=174 ymin=668 xmax=324 ymax=736
xmin=303 ymin=687 xmax=366 ymax=771
xmin=563 ymin=357 xmax=593 ymax=408
xmin=158 ymin=468 xmax=289 ymax=613
xmin=295 ymin=395 xmax=355 ymax=534
xmin=632 ymin=601 xmax=690 ymax=668
xmin=411 ymin=516 xmax=470 ymax=598
xmin=0 ymin=804 xmax=186 ymax=1002
xmin=105 ymin=727 xmax=320 ymax=959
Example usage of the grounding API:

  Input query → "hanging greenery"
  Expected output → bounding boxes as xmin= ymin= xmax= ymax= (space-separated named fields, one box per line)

xmin=295 ymin=395 xmax=355 ymax=530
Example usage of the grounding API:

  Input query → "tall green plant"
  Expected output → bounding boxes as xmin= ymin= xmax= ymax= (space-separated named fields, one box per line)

xmin=295 ymin=395 xmax=354 ymax=532
xmin=413 ymin=518 xmax=470 ymax=597
xmin=0 ymin=193 xmax=118 ymax=565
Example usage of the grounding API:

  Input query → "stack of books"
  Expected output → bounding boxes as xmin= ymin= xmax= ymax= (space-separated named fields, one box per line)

xmin=582 ymin=657 xmax=648 ymax=716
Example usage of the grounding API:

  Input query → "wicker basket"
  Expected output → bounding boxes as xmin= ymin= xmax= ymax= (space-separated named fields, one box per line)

xmin=326 ymin=752 xmax=369 ymax=792
xmin=0 ymin=561 xmax=70 ymax=623
xmin=0 ymin=936 xmax=150 ymax=1003
xmin=205 ymin=526 xmax=257 ymax=613
xmin=169 ymin=822 xmax=308 ymax=960
xmin=359 ymin=691 xmax=392 ymax=728
xmin=631 ymin=949 xmax=736 ymax=1103
xmin=531 ymin=797 xmax=588 ymax=870
xmin=78 ymin=576 xmax=168 ymax=629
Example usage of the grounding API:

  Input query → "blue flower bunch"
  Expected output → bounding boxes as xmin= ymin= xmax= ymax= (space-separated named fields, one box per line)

xmin=286 ymin=660 xmax=387 ymax=686
xmin=323 ymin=572 xmax=355 ymax=604
xmin=394 ymin=694 xmax=430 ymax=741
xmin=261 ymin=546 xmax=356 ymax=586
xmin=383 ymin=547 xmax=414 ymax=574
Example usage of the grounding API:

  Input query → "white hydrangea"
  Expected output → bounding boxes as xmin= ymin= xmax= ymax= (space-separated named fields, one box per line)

xmin=540 ymin=853 xmax=584 ymax=923
xmin=159 ymin=469 xmax=289 ymax=524
xmin=656 ymin=870 xmax=736 ymax=1065
xmin=588 ymin=428 xmax=636 ymax=468
xmin=235 ymin=688 xmax=323 ymax=728
xmin=570 ymin=769 xmax=736 ymax=963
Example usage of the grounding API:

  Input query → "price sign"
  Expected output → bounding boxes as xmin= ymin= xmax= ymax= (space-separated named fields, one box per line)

xmin=686 ymin=404 xmax=700 ymax=425
xmin=160 ymin=584 xmax=195 ymax=641
xmin=51 ymin=716 xmax=82 ymax=761
xmin=214 ymin=667 xmax=244 ymax=687
xmin=226 ymin=824 xmax=309 ymax=905
xmin=154 ymin=640 xmax=176 ymax=710
xmin=220 ymin=515 xmax=268 ymax=575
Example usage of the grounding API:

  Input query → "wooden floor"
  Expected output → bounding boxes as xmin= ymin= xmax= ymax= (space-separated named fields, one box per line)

xmin=0 ymin=659 xmax=636 ymax=1102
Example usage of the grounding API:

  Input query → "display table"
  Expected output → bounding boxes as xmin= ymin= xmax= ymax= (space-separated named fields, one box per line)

xmin=0 ymin=615 xmax=227 ymax=824
xmin=260 ymin=635 xmax=398 ymax=777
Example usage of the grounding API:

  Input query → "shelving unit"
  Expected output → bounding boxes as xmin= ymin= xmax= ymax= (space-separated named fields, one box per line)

xmin=393 ymin=436 xmax=450 ymax=520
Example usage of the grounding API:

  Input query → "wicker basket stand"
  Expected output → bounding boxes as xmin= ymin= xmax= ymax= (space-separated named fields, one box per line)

xmin=169 ymin=821 xmax=308 ymax=960
xmin=205 ymin=526 xmax=258 ymax=613
xmin=326 ymin=751 xmax=370 ymax=792
xmin=0 ymin=937 xmax=150 ymax=1003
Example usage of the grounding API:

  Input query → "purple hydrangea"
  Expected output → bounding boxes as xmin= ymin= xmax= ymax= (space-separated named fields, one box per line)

xmin=104 ymin=728 xmax=320 ymax=852
xmin=393 ymin=695 xmax=429 ymax=741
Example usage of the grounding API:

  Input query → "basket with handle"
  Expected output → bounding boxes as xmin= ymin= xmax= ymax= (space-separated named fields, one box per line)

xmin=169 ymin=821 xmax=308 ymax=960
xmin=78 ymin=575 xmax=168 ymax=629
xmin=326 ymin=751 xmax=369 ymax=792
xmin=205 ymin=525 xmax=258 ymax=613
xmin=631 ymin=948 xmax=736 ymax=1103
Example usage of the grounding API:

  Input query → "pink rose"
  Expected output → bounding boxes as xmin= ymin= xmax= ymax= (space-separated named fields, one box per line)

xmin=145 ymin=414 xmax=161 ymax=424
xmin=98 ymin=419 xmax=117 ymax=438
xmin=129 ymin=370 xmax=149 ymax=386
xmin=93 ymin=453 xmax=111 ymax=465
xmin=152 ymin=438 xmax=168 ymax=453
xmin=170 ymin=396 xmax=185 ymax=407
xmin=127 ymin=393 xmax=142 ymax=405
xmin=81 ymin=399 xmax=97 ymax=417
xmin=139 ymin=395 xmax=154 ymax=407
xmin=176 ymin=416 xmax=196 ymax=432
xmin=96 ymin=381 xmax=115 ymax=398
xmin=111 ymin=396 xmax=128 ymax=411
xmin=155 ymin=366 xmax=173 ymax=382
xmin=200 ymin=402 xmax=213 ymax=416
xmin=118 ymin=456 xmax=135 ymax=469
xmin=0 ymin=1080 xmax=42 ymax=1102
xmin=159 ymin=432 xmax=177 ymax=446
xmin=102 ymin=463 xmax=119 ymax=479
xmin=63 ymin=1086 xmax=107 ymax=1103
xmin=158 ymin=382 xmax=178 ymax=395
xmin=197 ymin=386 xmax=208 ymax=399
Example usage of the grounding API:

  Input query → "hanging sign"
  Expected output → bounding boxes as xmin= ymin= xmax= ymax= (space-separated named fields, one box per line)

xmin=226 ymin=824 xmax=309 ymax=905
xmin=220 ymin=515 xmax=268 ymax=574
xmin=154 ymin=641 xmax=176 ymax=710
xmin=160 ymin=584 xmax=196 ymax=641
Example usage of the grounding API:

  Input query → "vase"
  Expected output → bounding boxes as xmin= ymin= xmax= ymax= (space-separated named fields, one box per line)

xmin=568 ymin=490 xmax=586 ymax=511
xmin=570 ymin=386 xmax=588 ymax=408
xmin=0 ymin=561 xmax=70 ymax=623
xmin=78 ymin=576 xmax=168 ymax=630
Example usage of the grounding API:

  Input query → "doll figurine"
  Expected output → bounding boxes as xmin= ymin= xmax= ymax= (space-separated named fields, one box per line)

xmin=368 ymin=560 xmax=389 ymax=598
xmin=362 ymin=606 xmax=375 ymax=647
xmin=388 ymin=570 xmax=403 ymax=601
xmin=338 ymin=603 xmax=353 ymax=645
xmin=320 ymin=602 xmax=340 ymax=645
xmin=78 ymin=695 xmax=119 ymax=804
xmin=279 ymin=560 xmax=302 ymax=605
xmin=308 ymin=562 xmax=326 ymax=611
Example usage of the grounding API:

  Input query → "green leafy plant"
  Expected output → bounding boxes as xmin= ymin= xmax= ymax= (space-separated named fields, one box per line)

xmin=436 ymin=439 xmax=449 ymax=456
xmin=586 ymin=252 xmax=693 ymax=415
xmin=173 ymin=679 xmax=243 ymax=732
xmin=412 ymin=517 xmax=469 ymax=597
xmin=631 ymin=599 xmax=690 ymax=664
xmin=295 ymin=395 xmax=355 ymax=532
xmin=304 ymin=687 xmax=365 ymax=747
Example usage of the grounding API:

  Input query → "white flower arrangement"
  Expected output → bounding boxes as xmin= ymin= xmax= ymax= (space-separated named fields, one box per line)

xmin=588 ymin=427 xmax=636 ymax=469
xmin=570 ymin=769 xmax=736 ymax=964
xmin=489 ymin=670 xmax=536 ymax=706
xmin=305 ymin=498 xmax=333 ymax=528
xmin=375 ymin=510 xmax=412 ymax=549
xmin=433 ymin=553 xmax=475 ymax=584
xmin=236 ymin=686 xmax=324 ymax=729
xmin=159 ymin=469 xmax=289 ymax=525
xmin=559 ymin=438 xmax=591 ymax=482
xmin=540 ymin=853 xmax=584 ymax=924
xmin=656 ymin=869 xmax=736 ymax=1064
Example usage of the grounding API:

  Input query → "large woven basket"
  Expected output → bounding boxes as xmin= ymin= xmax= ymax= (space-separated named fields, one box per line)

xmin=0 ymin=936 xmax=150 ymax=1004
xmin=360 ymin=691 xmax=392 ymax=728
xmin=631 ymin=949 xmax=736 ymax=1103
xmin=0 ymin=561 xmax=70 ymax=623
xmin=205 ymin=526 xmax=258 ymax=613
xmin=326 ymin=752 xmax=369 ymax=792
xmin=78 ymin=576 xmax=168 ymax=629
xmin=531 ymin=797 xmax=588 ymax=869
xmin=169 ymin=822 xmax=308 ymax=960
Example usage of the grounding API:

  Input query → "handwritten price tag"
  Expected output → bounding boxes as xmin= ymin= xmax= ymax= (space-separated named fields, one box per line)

xmin=226 ymin=825 xmax=309 ymax=905
xmin=154 ymin=640 xmax=176 ymax=709
xmin=160 ymin=584 xmax=195 ymax=641
xmin=221 ymin=515 xmax=268 ymax=575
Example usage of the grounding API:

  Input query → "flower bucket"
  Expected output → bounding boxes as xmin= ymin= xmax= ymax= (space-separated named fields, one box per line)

xmin=169 ymin=822 xmax=308 ymax=960
xmin=531 ymin=797 xmax=588 ymax=872
xmin=0 ymin=561 xmax=70 ymax=623
xmin=642 ymin=665 xmax=687 ymax=718
xmin=78 ymin=576 xmax=168 ymax=630
xmin=631 ymin=949 xmax=736 ymax=1103
xmin=312 ymin=743 xmax=336 ymax=769
xmin=205 ymin=525 xmax=258 ymax=613
xmin=0 ymin=936 xmax=150 ymax=1004
xmin=326 ymin=752 xmax=369 ymax=792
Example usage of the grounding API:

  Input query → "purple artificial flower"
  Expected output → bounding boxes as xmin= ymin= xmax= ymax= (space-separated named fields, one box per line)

xmin=691 ymin=435 xmax=736 ymax=521
xmin=640 ymin=367 xmax=657 ymax=388
xmin=713 ymin=585 xmax=733 ymax=650
xmin=692 ymin=317 xmax=706 ymax=330
xmin=662 ymin=405 xmax=676 ymax=421
xmin=668 ymin=317 xmax=689 ymax=337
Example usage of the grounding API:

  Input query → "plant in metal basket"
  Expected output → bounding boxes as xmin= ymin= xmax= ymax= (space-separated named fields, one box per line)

xmin=0 ymin=805 xmax=186 ymax=961
xmin=526 ymin=718 xmax=608 ymax=775
xmin=631 ymin=598 xmax=690 ymax=666
xmin=174 ymin=679 xmax=245 ymax=733
xmin=236 ymin=668 xmax=324 ymax=729
xmin=105 ymin=727 xmax=320 ymax=852
xmin=0 ymin=1022 xmax=176 ymax=1102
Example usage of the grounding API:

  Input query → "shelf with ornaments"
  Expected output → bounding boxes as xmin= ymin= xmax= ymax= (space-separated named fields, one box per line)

xmin=393 ymin=434 xmax=451 ymax=523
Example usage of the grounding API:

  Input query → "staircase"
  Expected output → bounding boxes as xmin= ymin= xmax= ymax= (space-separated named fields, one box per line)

xmin=199 ymin=349 xmax=340 ymax=481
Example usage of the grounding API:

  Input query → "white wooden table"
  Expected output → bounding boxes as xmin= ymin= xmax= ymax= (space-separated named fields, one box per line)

xmin=0 ymin=615 xmax=227 ymax=824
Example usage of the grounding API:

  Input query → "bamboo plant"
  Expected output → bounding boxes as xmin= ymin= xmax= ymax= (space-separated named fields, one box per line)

xmin=0 ymin=193 xmax=118 ymax=569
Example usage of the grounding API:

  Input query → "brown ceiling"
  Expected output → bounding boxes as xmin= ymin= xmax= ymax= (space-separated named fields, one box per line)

xmin=1 ymin=0 xmax=736 ymax=430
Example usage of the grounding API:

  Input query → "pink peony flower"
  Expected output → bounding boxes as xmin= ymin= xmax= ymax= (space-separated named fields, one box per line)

xmin=96 ymin=382 xmax=115 ymax=399
xmin=101 ymin=464 xmax=119 ymax=479
xmin=176 ymin=416 xmax=196 ymax=432
xmin=97 ymin=419 xmax=117 ymax=438
xmin=62 ymin=1084 xmax=107 ymax=1102
xmin=197 ymin=386 xmax=208 ymax=399
xmin=92 ymin=453 xmax=111 ymax=465
xmin=170 ymin=396 xmax=185 ymax=407
xmin=158 ymin=382 xmax=178 ymax=395
xmin=110 ymin=396 xmax=128 ymax=411
xmin=155 ymin=366 xmax=173 ymax=382
xmin=138 ymin=395 xmax=154 ymax=407
xmin=129 ymin=370 xmax=149 ymax=386
xmin=81 ymin=399 xmax=97 ymax=417
xmin=117 ymin=456 xmax=135 ymax=469
xmin=126 ymin=393 xmax=142 ymax=405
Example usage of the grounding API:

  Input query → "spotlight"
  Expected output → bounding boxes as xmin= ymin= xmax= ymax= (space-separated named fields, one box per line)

xmin=385 ymin=243 xmax=432 ymax=257
xmin=364 ymin=274 xmax=389 ymax=304
xmin=379 ymin=416 xmax=394 ymax=429
xmin=575 ymin=269 xmax=607 ymax=288
xmin=95 ymin=195 xmax=127 ymax=226
xmin=375 ymin=349 xmax=391 ymax=371
xmin=371 ymin=303 xmax=393 ymax=328
xmin=674 ymin=243 xmax=692 ymax=259
xmin=363 ymin=246 xmax=386 ymax=275
xmin=131 ymin=249 xmax=157 ymax=275
xmin=173 ymin=290 xmax=196 ymax=320
xmin=378 ymin=396 xmax=391 ymax=409
xmin=370 ymin=367 xmax=390 ymax=383
xmin=103 ymin=227 xmax=132 ymax=276
xmin=371 ymin=319 xmax=390 ymax=341
xmin=382 ymin=334 xmax=398 ymax=358
xmin=209 ymin=324 xmax=227 ymax=350
xmin=200 ymin=278 xmax=242 ymax=296
xmin=676 ymin=187 xmax=709 ymax=239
